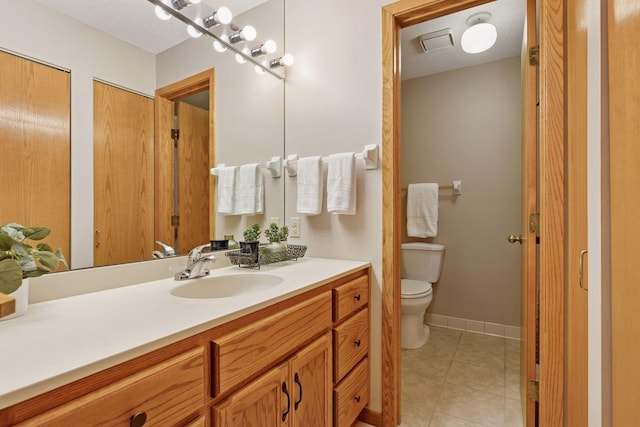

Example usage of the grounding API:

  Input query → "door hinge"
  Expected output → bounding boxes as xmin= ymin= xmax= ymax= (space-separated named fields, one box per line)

xmin=171 ymin=215 xmax=180 ymax=227
xmin=171 ymin=128 xmax=179 ymax=140
xmin=529 ymin=213 xmax=540 ymax=237
xmin=527 ymin=380 xmax=539 ymax=401
xmin=529 ymin=45 xmax=539 ymax=66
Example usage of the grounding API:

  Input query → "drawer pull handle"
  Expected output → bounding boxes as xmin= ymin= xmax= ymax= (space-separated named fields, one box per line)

xmin=294 ymin=372 xmax=303 ymax=410
xmin=354 ymin=395 xmax=361 ymax=403
xmin=282 ymin=381 xmax=291 ymax=422
xmin=354 ymin=339 xmax=361 ymax=347
xmin=354 ymin=294 xmax=361 ymax=301
xmin=130 ymin=412 xmax=147 ymax=427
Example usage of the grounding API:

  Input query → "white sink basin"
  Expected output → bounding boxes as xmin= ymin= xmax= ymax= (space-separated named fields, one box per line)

xmin=169 ymin=273 xmax=284 ymax=299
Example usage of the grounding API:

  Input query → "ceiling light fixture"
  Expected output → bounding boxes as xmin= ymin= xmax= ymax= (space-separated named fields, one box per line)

xmin=461 ymin=12 xmax=497 ymax=54
xmin=187 ymin=18 xmax=203 ymax=38
xmin=170 ymin=0 xmax=200 ymax=10
xmin=154 ymin=0 xmax=172 ymax=20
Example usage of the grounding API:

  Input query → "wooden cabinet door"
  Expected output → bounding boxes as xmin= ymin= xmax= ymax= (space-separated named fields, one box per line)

xmin=213 ymin=363 xmax=289 ymax=427
xmin=93 ymin=81 xmax=154 ymax=266
xmin=0 ymin=51 xmax=70 ymax=265
xmin=289 ymin=333 xmax=332 ymax=427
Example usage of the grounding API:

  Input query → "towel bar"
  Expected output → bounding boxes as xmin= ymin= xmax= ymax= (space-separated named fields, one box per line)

xmin=283 ymin=144 xmax=379 ymax=177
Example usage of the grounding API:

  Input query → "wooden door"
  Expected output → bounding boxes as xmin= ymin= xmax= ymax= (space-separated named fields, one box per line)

xmin=0 ymin=51 xmax=70 ymax=265
xmin=566 ymin=0 xmax=590 ymax=424
xmin=93 ymin=81 xmax=154 ymax=266
xmin=213 ymin=363 xmax=289 ymax=427
xmin=176 ymin=101 xmax=210 ymax=254
xmin=289 ymin=333 xmax=332 ymax=427
xmin=609 ymin=0 xmax=640 ymax=423
xmin=519 ymin=1 xmax=538 ymax=425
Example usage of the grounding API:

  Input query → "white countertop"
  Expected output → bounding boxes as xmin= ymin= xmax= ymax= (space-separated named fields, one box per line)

xmin=0 ymin=257 xmax=369 ymax=410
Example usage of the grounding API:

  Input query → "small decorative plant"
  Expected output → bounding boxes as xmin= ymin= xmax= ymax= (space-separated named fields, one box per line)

xmin=0 ymin=223 xmax=68 ymax=295
xmin=264 ymin=223 xmax=288 ymax=243
xmin=242 ymin=224 xmax=262 ymax=242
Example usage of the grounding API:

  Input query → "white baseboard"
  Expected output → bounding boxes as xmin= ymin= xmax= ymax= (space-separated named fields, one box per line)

xmin=425 ymin=313 xmax=521 ymax=340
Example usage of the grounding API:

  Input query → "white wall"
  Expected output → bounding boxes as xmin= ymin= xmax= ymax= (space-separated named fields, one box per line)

xmin=284 ymin=0 xmax=390 ymax=412
xmin=0 ymin=0 xmax=156 ymax=269
xmin=401 ymin=57 xmax=523 ymax=327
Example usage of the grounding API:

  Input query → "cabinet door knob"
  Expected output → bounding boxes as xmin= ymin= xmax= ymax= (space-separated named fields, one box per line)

xmin=354 ymin=294 xmax=361 ymax=301
xmin=130 ymin=412 xmax=147 ymax=427
xmin=354 ymin=339 xmax=361 ymax=347
xmin=354 ymin=395 xmax=361 ymax=403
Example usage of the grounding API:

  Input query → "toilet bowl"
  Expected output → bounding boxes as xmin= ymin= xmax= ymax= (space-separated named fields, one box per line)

xmin=401 ymin=279 xmax=433 ymax=349
xmin=401 ymin=242 xmax=445 ymax=349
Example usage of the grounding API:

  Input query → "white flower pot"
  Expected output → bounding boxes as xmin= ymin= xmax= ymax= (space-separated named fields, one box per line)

xmin=1 ymin=278 xmax=29 ymax=321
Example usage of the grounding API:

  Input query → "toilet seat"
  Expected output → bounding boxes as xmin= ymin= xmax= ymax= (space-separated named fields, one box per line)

xmin=401 ymin=279 xmax=432 ymax=299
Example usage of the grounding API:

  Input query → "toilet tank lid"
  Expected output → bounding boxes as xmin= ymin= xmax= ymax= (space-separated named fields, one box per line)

xmin=401 ymin=242 xmax=446 ymax=251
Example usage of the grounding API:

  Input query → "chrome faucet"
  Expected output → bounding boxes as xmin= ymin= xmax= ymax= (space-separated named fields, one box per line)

xmin=153 ymin=241 xmax=176 ymax=258
xmin=174 ymin=244 xmax=216 ymax=281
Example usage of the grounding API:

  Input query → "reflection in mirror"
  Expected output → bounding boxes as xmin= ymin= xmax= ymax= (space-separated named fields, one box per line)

xmin=0 ymin=0 xmax=285 ymax=269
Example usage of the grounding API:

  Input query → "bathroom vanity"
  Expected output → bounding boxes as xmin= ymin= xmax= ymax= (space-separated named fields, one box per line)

xmin=0 ymin=258 xmax=370 ymax=426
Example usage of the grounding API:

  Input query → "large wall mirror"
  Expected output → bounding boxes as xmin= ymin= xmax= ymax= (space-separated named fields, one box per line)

xmin=0 ymin=0 xmax=285 ymax=269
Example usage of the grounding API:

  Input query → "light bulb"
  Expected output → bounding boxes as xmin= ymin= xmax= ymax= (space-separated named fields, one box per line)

xmin=263 ymin=40 xmax=277 ymax=54
xmin=281 ymin=53 xmax=294 ymax=66
xmin=242 ymin=25 xmax=257 ymax=42
xmin=187 ymin=18 xmax=203 ymax=38
xmin=235 ymin=53 xmax=247 ymax=64
xmin=154 ymin=5 xmax=172 ymax=20
xmin=213 ymin=35 xmax=229 ymax=52
xmin=255 ymin=65 xmax=266 ymax=75
xmin=216 ymin=7 xmax=233 ymax=24
xmin=230 ymin=25 xmax=257 ymax=43
xmin=250 ymin=40 xmax=278 ymax=57
xmin=203 ymin=7 xmax=233 ymax=28
xmin=461 ymin=22 xmax=497 ymax=54
xmin=190 ymin=0 xmax=201 ymax=3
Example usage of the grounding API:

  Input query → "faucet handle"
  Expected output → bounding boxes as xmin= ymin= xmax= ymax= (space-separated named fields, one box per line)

xmin=155 ymin=241 xmax=176 ymax=257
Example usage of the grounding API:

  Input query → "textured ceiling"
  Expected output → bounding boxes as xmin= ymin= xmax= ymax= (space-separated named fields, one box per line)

xmin=401 ymin=0 xmax=526 ymax=80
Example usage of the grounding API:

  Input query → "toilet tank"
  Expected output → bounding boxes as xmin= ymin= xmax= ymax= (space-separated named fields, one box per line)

xmin=401 ymin=242 xmax=446 ymax=283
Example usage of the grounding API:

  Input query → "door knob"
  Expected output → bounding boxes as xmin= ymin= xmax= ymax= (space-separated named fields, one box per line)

xmin=508 ymin=234 xmax=523 ymax=244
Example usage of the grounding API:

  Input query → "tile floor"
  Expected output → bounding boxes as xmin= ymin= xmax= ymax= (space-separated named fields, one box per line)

xmin=399 ymin=326 xmax=523 ymax=427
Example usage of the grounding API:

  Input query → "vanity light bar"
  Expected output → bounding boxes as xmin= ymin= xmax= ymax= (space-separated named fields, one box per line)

xmin=146 ymin=0 xmax=285 ymax=80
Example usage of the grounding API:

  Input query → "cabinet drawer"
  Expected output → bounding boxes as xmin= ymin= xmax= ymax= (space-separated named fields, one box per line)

xmin=333 ymin=274 xmax=368 ymax=322
xmin=333 ymin=308 xmax=368 ymax=382
xmin=334 ymin=357 xmax=369 ymax=427
xmin=212 ymin=291 xmax=332 ymax=397
xmin=19 ymin=348 xmax=205 ymax=427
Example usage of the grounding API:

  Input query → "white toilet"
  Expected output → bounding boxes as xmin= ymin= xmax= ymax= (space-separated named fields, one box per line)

xmin=401 ymin=242 xmax=446 ymax=349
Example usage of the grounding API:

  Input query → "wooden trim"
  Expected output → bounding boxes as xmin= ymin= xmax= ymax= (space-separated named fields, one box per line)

xmin=382 ymin=0 xmax=567 ymax=425
xmin=538 ymin=0 xmax=566 ymax=425
xmin=359 ymin=408 xmax=382 ymax=426
xmin=154 ymin=69 xmax=216 ymax=249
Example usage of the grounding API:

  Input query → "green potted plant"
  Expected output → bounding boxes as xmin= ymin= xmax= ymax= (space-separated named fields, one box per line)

xmin=240 ymin=223 xmax=261 ymax=262
xmin=264 ymin=222 xmax=288 ymax=254
xmin=0 ymin=223 xmax=68 ymax=320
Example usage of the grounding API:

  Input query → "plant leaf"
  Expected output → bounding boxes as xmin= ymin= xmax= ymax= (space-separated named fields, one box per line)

xmin=22 ymin=265 xmax=50 ymax=278
xmin=37 ymin=243 xmax=54 ymax=253
xmin=32 ymin=250 xmax=60 ymax=270
xmin=0 ymin=232 xmax=15 ymax=251
xmin=22 ymin=227 xmax=51 ymax=241
xmin=0 ymin=259 xmax=23 ymax=294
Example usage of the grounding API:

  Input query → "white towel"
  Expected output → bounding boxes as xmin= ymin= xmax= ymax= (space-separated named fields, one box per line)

xmin=407 ymin=183 xmax=438 ymax=237
xmin=326 ymin=152 xmax=356 ymax=215
xmin=296 ymin=156 xmax=323 ymax=215
xmin=235 ymin=164 xmax=264 ymax=215
xmin=216 ymin=166 xmax=238 ymax=214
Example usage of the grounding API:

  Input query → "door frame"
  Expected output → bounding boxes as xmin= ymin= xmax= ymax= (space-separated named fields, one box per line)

xmin=155 ymin=69 xmax=216 ymax=251
xmin=381 ymin=1 xmax=566 ymax=425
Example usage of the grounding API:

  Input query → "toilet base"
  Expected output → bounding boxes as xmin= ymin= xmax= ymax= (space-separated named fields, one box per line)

xmin=401 ymin=323 xmax=431 ymax=349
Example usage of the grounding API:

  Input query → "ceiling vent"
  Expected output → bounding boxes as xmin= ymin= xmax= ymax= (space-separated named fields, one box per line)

xmin=418 ymin=29 xmax=455 ymax=53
